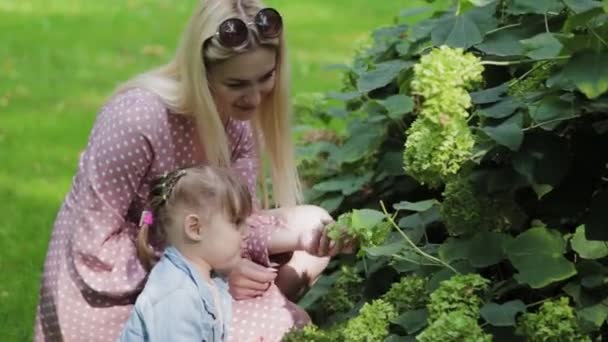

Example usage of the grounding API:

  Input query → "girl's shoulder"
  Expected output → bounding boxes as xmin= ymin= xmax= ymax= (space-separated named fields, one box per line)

xmin=138 ymin=255 xmax=199 ymax=306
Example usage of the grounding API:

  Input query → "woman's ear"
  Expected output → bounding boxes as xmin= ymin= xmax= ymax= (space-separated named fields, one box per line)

xmin=183 ymin=214 xmax=204 ymax=242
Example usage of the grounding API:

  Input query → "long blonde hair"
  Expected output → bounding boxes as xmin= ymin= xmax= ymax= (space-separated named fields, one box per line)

xmin=137 ymin=166 xmax=253 ymax=271
xmin=115 ymin=0 xmax=301 ymax=207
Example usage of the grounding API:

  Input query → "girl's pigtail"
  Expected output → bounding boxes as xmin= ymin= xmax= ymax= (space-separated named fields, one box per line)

xmin=136 ymin=211 xmax=158 ymax=271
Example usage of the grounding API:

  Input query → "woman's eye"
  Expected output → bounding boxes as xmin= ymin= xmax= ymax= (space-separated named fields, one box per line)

xmin=227 ymin=83 xmax=246 ymax=89
xmin=261 ymin=72 xmax=274 ymax=82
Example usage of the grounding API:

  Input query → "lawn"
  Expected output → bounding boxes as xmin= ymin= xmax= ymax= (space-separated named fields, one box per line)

xmin=0 ymin=0 xmax=436 ymax=339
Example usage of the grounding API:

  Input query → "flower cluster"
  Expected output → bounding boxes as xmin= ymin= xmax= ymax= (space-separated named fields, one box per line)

xmin=404 ymin=46 xmax=483 ymax=187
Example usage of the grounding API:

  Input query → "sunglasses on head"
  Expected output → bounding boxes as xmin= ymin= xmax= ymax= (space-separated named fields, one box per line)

xmin=211 ymin=8 xmax=283 ymax=49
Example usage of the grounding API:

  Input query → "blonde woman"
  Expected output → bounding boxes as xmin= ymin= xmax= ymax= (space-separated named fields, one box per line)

xmin=34 ymin=1 xmax=351 ymax=341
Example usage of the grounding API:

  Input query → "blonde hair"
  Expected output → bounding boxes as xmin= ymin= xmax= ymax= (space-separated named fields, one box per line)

xmin=114 ymin=0 xmax=301 ymax=208
xmin=137 ymin=166 xmax=253 ymax=270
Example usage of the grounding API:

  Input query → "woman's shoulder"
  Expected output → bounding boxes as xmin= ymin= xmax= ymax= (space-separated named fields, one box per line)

xmin=100 ymin=87 xmax=169 ymax=122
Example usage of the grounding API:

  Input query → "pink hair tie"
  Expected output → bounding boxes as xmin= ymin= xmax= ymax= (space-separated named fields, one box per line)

xmin=139 ymin=210 xmax=154 ymax=226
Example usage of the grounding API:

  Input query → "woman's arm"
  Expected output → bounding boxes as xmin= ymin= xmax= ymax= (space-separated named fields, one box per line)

xmin=67 ymin=91 xmax=160 ymax=298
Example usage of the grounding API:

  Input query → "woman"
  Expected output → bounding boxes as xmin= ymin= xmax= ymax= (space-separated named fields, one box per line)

xmin=35 ymin=1 xmax=349 ymax=341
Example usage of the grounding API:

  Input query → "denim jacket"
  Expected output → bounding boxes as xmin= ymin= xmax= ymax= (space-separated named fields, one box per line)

xmin=118 ymin=247 xmax=232 ymax=342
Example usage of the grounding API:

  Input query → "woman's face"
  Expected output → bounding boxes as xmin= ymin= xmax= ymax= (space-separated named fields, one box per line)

xmin=208 ymin=47 xmax=277 ymax=121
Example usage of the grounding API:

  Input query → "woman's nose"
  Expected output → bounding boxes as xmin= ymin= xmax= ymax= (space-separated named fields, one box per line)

xmin=243 ymin=87 xmax=262 ymax=107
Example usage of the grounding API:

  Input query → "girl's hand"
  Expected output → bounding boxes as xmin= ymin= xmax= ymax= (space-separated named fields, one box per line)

xmin=228 ymin=258 xmax=277 ymax=300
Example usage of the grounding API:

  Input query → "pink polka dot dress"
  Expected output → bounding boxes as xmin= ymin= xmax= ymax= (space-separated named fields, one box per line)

xmin=34 ymin=88 xmax=309 ymax=341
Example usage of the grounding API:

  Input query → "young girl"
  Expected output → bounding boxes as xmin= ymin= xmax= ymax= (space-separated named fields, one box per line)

xmin=119 ymin=166 xmax=253 ymax=341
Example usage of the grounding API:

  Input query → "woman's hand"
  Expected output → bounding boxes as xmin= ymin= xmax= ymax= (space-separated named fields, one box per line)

xmin=228 ymin=258 xmax=277 ymax=300
xmin=297 ymin=221 xmax=357 ymax=257
xmin=272 ymin=205 xmax=357 ymax=257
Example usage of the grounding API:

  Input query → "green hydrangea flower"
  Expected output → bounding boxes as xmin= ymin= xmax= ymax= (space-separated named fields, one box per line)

xmin=343 ymin=299 xmax=397 ymax=342
xmin=403 ymin=46 xmax=483 ymax=187
xmin=517 ymin=297 xmax=591 ymax=342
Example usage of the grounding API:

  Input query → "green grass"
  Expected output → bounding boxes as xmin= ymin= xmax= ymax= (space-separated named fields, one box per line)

xmin=0 ymin=0 xmax=434 ymax=340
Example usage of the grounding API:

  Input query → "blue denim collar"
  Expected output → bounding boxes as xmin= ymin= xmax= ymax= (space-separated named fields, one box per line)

xmin=163 ymin=246 xmax=229 ymax=321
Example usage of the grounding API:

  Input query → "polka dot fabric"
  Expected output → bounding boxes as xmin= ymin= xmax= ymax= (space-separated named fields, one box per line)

xmin=34 ymin=88 xmax=309 ymax=341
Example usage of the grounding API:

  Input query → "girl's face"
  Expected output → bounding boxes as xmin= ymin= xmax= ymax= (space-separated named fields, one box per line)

xmin=208 ymin=46 xmax=277 ymax=121
xmin=199 ymin=211 xmax=246 ymax=274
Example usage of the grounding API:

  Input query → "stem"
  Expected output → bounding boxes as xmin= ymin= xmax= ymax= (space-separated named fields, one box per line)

xmin=526 ymin=297 xmax=555 ymax=308
xmin=544 ymin=13 xmax=550 ymax=33
xmin=485 ymin=23 xmax=522 ymax=35
xmin=456 ymin=0 xmax=462 ymax=16
xmin=466 ymin=112 xmax=477 ymax=123
xmin=481 ymin=55 xmax=570 ymax=66
xmin=380 ymin=200 xmax=460 ymax=274
xmin=508 ymin=61 xmax=550 ymax=87
xmin=523 ymin=115 xmax=581 ymax=131
xmin=589 ymin=26 xmax=608 ymax=49
xmin=392 ymin=254 xmax=443 ymax=267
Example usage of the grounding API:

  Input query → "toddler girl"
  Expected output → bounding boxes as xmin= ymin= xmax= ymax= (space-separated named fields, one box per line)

xmin=119 ymin=166 xmax=252 ymax=341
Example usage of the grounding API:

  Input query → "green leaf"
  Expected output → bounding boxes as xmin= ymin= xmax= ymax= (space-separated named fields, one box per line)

xmin=532 ymin=184 xmax=553 ymax=199
xmin=397 ymin=216 xmax=426 ymax=244
xmin=380 ymin=95 xmax=415 ymax=120
xmin=585 ymin=188 xmax=608 ymax=240
xmin=313 ymin=173 xmax=373 ymax=195
xmin=409 ymin=18 xmax=441 ymax=42
xmin=365 ymin=240 xmax=405 ymax=258
xmin=298 ymin=272 xmax=340 ymax=309
xmin=562 ymin=7 xmax=604 ymax=32
xmin=351 ymin=209 xmax=385 ymax=229
xmin=563 ymin=0 xmax=603 ymax=14
xmin=439 ymin=232 xmax=510 ymax=267
xmin=439 ymin=238 xmax=471 ymax=264
xmin=521 ymin=33 xmax=563 ymax=60
xmin=563 ymin=8 xmax=605 ymax=32
xmin=470 ymin=83 xmax=509 ymax=104
xmin=528 ymin=96 xmax=577 ymax=130
xmin=336 ymin=121 xmax=385 ymax=163
xmin=357 ymin=60 xmax=412 ymax=93
xmin=326 ymin=91 xmax=360 ymax=101
xmin=319 ymin=195 xmax=344 ymax=213
xmin=394 ymin=199 xmax=439 ymax=212
xmin=512 ymin=131 xmax=570 ymax=188
xmin=400 ymin=7 xmax=434 ymax=19
xmin=482 ymin=122 xmax=524 ymax=151
xmin=476 ymin=28 xmax=526 ymax=56
xmin=467 ymin=0 xmax=498 ymax=6
xmin=507 ymin=0 xmax=564 ymax=14
xmin=464 ymin=3 xmax=499 ymax=32
xmin=571 ymin=225 xmax=608 ymax=259
xmin=326 ymin=107 xmax=349 ymax=118
xmin=579 ymin=302 xmax=608 ymax=328
xmin=431 ymin=15 xmax=484 ymax=49
xmin=478 ymin=98 xmax=522 ymax=118
xmin=480 ymin=300 xmax=526 ymax=327
xmin=392 ymin=309 xmax=428 ymax=334
xmin=396 ymin=42 xmax=411 ymax=56
xmin=468 ymin=232 xmax=511 ymax=267
xmin=506 ymin=226 xmax=577 ymax=288
xmin=378 ymin=152 xmax=405 ymax=177
xmin=563 ymin=50 xmax=608 ymax=99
